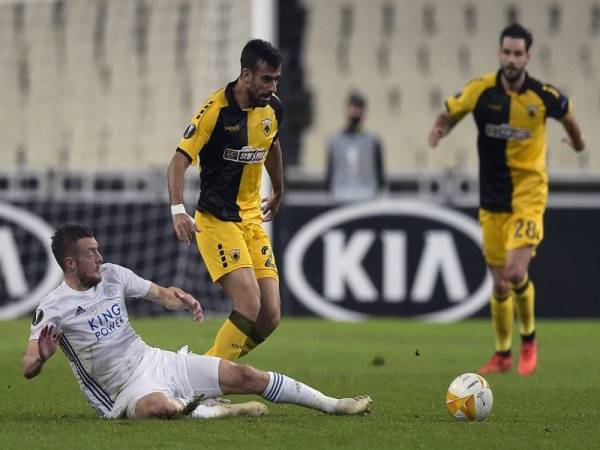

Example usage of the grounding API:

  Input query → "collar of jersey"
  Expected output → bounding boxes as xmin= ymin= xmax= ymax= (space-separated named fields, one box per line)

xmin=495 ymin=69 xmax=533 ymax=95
xmin=225 ymin=80 xmax=261 ymax=112
xmin=61 ymin=279 xmax=97 ymax=295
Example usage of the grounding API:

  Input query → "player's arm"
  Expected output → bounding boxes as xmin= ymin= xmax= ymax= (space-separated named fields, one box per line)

xmin=262 ymin=139 xmax=284 ymax=222
xmin=325 ymin=142 xmax=334 ymax=192
xmin=167 ymin=151 xmax=199 ymax=244
xmin=145 ymin=282 xmax=203 ymax=323
xmin=428 ymin=110 xmax=459 ymax=148
xmin=375 ymin=138 xmax=386 ymax=191
xmin=22 ymin=324 xmax=62 ymax=379
xmin=560 ymin=111 xmax=586 ymax=152
xmin=430 ymin=77 xmax=485 ymax=148
xmin=169 ymin=100 xmax=218 ymax=243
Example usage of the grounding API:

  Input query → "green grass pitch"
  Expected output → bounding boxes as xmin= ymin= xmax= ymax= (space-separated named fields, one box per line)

xmin=1 ymin=317 xmax=598 ymax=450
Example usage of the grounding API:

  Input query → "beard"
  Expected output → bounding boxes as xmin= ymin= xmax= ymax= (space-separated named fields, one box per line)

xmin=78 ymin=272 xmax=102 ymax=289
xmin=501 ymin=65 xmax=524 ymax=83
xmin=347 ymin=116 xmax=361 ymax=131
xmin=247 ymin=88 xmax=269 ymax=108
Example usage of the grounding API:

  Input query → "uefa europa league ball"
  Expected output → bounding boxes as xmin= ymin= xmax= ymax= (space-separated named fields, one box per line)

xmin=446 ymin=373 xmax=493 ymax=421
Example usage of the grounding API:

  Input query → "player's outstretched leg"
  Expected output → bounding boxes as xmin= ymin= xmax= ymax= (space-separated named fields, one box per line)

xmin=261 ymin=371 xmax=371 ymax=415
xmin=218 ymin=361 xmax=372 ymax=415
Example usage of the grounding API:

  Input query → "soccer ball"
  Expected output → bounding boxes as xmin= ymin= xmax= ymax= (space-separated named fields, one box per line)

xmin=446 ymin=373 xmax=493 ymax=421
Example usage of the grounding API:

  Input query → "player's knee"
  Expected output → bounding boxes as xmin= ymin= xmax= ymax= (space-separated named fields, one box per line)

xmin=504 ymin=266 xmax=527 ymax=286
xmin=262 ymin=309 xmax=280 ymax=334
xmin=493 ymin=278 xmax=511 ymax=297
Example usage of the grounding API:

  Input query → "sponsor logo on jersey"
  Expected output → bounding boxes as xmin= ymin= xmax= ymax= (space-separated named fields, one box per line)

xmin=88 ymin=303 xmax=125 ymax=342
xmin=183 ymin=123 xmax=196 ymax=139
xmin=32 ymin=308 xmax=44 ymax=325
xmin=283 ymin=199 xmax=491 ymax=322
xmin=223 ymin=146 xmax=266 ymax=164
xmin=485 ymin=123 xmax=531 ymax=140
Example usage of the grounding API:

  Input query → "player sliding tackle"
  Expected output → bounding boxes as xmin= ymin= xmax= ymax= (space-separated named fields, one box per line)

xmin=22 ymin=224 xmax=371 ymax=419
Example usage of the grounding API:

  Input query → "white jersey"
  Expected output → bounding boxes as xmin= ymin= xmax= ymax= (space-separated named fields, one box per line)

xmin=29 ymin=263 xmax=152 ymax=417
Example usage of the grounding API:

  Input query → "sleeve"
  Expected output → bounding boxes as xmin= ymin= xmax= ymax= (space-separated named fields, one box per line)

xmin=29 ymin=300 xmax=63 ymax=341
xmin=176 ymin=99 xmax=220 ymax=166
xmin=270 ymin=95 xmax=283 ymax=141
xmin=445 ymin=77 xmax=486 ymax=121
xmin=374 ymin=138 xmax=385 ymax=190
xmin=541 ymin=83 xmax=571 ymax=119
xmin=111 ymin=264 xmax=151 ymax=299
xmin=325 ymin=139 xmax=334 ymax=191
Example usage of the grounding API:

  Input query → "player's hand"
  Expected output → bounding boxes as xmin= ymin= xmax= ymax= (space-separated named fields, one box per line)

xmin=173 ymin=289 xmax=204 ymax=324
xmin=173 ymin=213 xmax=199 ymax=245
xmin=261 ymin=192 xmax=282 ymax=222
xmin=561 ymin=136 xmax=575 ymax=149
xmin=428 ymin=127 xmax=444 ymax=148
xmin=561 ymin=135 xmax=585 ymax=152
xmin=38 ymin=324 xmax=62 ymax=363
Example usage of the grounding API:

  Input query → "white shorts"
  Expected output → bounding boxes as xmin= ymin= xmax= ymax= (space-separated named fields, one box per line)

xmin=109 ymin=346 xmax=222 ymax=419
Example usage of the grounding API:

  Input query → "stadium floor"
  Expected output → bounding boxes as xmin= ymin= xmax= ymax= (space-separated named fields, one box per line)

xmin=1 ymin=317 xmax=598 ymax=450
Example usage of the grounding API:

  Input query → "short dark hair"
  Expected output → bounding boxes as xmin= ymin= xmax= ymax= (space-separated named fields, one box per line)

xmin=240 ymin=39 xmax=281 ymax=72
xmin=500 ymin=23 xmax=533 ymax=51
xmin=51 ymin=224 xmax=94 ymax=271
xmin=348 ymin=91 xmax=366 ymax=108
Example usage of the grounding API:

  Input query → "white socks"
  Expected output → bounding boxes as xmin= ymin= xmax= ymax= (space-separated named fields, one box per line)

xmin=261 ymin=372 xmax=338 ymax=413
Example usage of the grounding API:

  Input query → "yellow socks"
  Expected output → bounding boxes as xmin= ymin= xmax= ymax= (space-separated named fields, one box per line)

xmin=205 ymin=310 xmax=265 ymax=361
xmin=490 ymin=291 xmax=514 ymax=352
xmin=514 ymin=277 xmax=535 ymax=337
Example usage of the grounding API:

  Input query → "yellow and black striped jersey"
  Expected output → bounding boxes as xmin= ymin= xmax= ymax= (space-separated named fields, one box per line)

xmin=177 ymin=81 xmax=283 ymax=222
xmin=446 ymin=70 xmax=570 ymax=213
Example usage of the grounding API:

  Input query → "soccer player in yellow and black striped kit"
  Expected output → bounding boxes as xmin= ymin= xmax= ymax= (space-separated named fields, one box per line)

xmin=428 ymin=24 xmax=585 ymax=375
xmin=167 ymin=39 xmax=284 ymax=361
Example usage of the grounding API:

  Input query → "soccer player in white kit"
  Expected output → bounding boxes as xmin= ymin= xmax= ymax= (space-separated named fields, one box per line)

xmin=22 ymin=224 xmax=371 ymax=419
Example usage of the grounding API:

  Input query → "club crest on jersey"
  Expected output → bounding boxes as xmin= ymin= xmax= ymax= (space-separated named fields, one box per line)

xmin=528 ymin=105 xmax=537 ymax=117
xmin=104 ymin=285 xmax=117 ymax=297
xmin=183 ymin=123 xmax=197 ymax=139
xmin=231 ymin=249 xmax=241 ymax=262
xmin=32 ymin=309 xmax=44 ymax=325
xmin=262 ymin=119 xmax=272 ymax=136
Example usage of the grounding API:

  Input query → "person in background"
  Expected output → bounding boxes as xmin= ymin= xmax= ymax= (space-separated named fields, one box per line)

xmin=326 ymin=91 xmax=386 ymax=202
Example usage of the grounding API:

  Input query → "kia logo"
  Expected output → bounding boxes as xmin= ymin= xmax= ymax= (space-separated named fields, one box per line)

xmin=284 ymin=199 xmax=492 ymax=322
xmin=0 ymin=203 xmax=63 ymax=319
